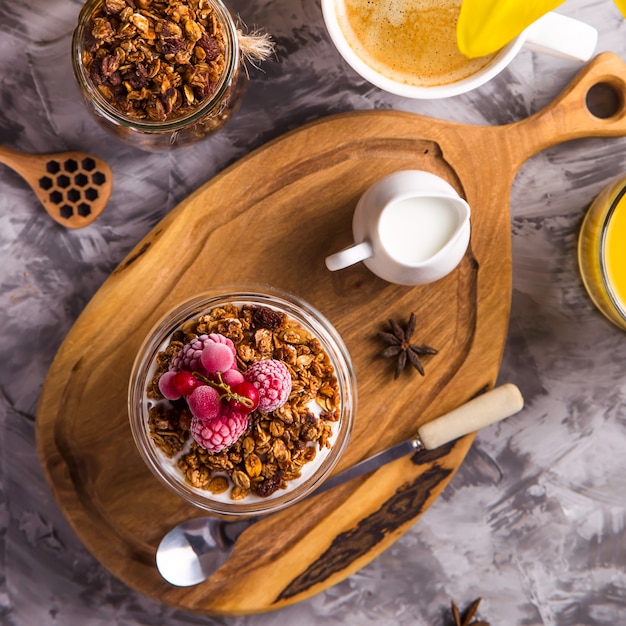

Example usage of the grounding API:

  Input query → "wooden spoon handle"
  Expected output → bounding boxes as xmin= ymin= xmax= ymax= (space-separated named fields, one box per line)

xmin=502 ymin=52 xmax=626 ymax=171
xmin=0 ymin=145 xmax=35 ymax=181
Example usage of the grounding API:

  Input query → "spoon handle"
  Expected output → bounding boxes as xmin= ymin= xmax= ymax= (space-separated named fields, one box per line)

xmin=417 ymin=383 xmax=523 ymax=449
xmin=231 ymin=384 xmax=524 ymax=530
xmin=0 ymin=145 xmax=38 ymax=183
xmin=315 ymin=383 xmax=523 ymax=496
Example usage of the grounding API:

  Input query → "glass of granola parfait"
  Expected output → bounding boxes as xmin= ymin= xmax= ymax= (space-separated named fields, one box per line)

xmin=71 ymin=0 xmax=247 ymax=150
xmin=128 ymin=286 xmax=357 ymax=517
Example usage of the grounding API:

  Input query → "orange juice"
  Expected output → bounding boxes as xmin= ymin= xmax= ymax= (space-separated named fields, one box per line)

xmin=604 ymin=198 xmax=626 ymax=310
xmin=578 ymin=178 xmax=626 ymax=331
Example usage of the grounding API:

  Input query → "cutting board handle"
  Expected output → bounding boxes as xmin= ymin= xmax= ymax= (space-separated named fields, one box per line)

xmin=504 ymin=52 xmax=626 ymax=170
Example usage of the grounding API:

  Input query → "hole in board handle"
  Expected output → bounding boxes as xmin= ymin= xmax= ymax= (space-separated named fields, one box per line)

xmin=585 ymin=81 xmax=623 ymax=119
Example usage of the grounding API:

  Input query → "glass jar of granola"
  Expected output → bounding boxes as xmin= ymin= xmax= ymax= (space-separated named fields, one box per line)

xmin=72 ymin=0 xmax=246 ymax=150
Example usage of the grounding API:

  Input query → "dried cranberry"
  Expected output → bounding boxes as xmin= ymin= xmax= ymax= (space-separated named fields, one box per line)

xmin=252 ymin=306 xmax=286 ymax=330
xmin=122 ymin=70 xmax=147 ymax=90
xmin=157 ymin=37 xmax=186 ymax=56
xmin=202 ymin=80 xmax=220 ymax=101
xmin=254 ymin=472 xmax=283 ymax=498
xmin=197 ymin=33 xmax=220 ymax=61
xmin=84 ymin=31 xmax=99 ymax=53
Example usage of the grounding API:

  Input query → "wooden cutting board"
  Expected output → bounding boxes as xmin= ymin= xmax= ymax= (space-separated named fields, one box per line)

xmin=36 ymin=53 xmax=626 ymax=615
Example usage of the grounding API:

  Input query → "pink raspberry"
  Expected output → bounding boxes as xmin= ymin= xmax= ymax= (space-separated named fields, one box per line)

xmin=186 ymin=385 xmax=221 ymax=421
xmin=190 ymin=409 xmax=248 ymax=452
xmin=244 ymin=359 xmax=292 ymax=412
xmin=170 ymin=333 xmax=236 ymax=374
xmin=207 ymin=333 xmax=236 ymax=358
xmin=170 ymin=334 xmax=212 ymax=374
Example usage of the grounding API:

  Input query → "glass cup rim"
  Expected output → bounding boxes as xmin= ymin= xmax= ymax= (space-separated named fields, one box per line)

xmin=71 ymin=0 xmax=240 ymax=131
xmin=599 ymin=192 xmax=626 ymax=323
xmin=128 ymin=285 xmax=357 ymax=517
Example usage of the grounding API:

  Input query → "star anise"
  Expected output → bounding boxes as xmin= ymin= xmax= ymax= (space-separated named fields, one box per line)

xmin=377 ymin=312 xmax=438 ymax=379
xmin=450 ymin=598 xmax=490 ymax=626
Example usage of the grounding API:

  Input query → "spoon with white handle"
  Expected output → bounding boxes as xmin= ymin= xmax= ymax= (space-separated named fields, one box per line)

xmin=156 ymin=383 xmax=524 ymax=587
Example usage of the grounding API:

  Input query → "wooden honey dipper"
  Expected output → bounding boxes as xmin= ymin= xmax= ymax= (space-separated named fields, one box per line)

xmin=0 ymin=145 xmax=112 ymax=229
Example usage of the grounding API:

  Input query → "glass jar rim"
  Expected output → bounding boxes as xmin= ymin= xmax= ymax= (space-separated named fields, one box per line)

xmin=71 ymin=0 xmax=240 ymax=132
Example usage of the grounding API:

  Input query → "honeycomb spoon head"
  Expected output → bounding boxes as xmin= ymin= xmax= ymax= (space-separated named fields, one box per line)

xmin=0 ymin=147 xmax=113 ymax=229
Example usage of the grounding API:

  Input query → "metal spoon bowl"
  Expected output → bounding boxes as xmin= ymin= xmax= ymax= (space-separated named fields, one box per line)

xmin=155 ymin=384 xmax=524 ymax=587
xmin=155 ymin=453 xmax=387 ymax=587
xmin=157 ymin=516 xmax=250 ymax=587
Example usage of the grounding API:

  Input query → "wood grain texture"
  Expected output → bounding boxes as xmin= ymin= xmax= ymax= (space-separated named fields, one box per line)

xmin=35 ymin=52 xmax=626 ymax=616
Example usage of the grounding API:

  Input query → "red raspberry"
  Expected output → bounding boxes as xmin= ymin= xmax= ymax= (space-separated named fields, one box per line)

xmin=190 ymin=409 xmax=248 ymax=452
xmin=244 ymin=359 xmax=292 ymax=412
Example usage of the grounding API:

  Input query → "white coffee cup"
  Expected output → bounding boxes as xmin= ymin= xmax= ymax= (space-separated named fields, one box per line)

xmin=325 ymin=170 xmax=471 ymax=285
xmin=321 ymin=1 xmax=598 ymax=99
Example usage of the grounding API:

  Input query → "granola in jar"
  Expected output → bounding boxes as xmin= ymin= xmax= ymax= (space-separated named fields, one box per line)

xmin=145 ymin=302 xmax=343 ymax=502
xmin=72 ymin=0 xmax=245 ymax=150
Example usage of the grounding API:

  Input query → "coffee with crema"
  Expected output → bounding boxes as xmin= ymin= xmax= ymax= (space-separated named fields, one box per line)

xmin=336 ymin=0 xmax=497 ymax=87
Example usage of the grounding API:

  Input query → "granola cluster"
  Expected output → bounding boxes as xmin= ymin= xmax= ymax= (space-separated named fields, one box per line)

xmin=147 ymin=303 xmax=341 ymax=500
xmin=81 ymin=0 xmax=227 ymax=122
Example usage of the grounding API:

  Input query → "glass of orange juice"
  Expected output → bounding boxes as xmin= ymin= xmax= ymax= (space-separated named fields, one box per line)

xmin=578 ymin=177 xmax=626 ymax=331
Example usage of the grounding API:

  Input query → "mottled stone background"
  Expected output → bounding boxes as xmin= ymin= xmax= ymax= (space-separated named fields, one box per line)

xmin=2 ymin=0 xmax=626 ymax=624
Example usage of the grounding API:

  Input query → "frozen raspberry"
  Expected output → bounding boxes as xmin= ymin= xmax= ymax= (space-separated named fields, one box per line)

xmin=187 ymin=385 xmax=221 ymax=421
xmin=200 ymin=342 xmax=236 ymax=375
xmin=190 ymin=409 xmax=248 ymax=452
xmin=244 ymin=359 xmax=292 ymax=412
xmin=207 ymin=333 xmax=236 ymax=357
xmin=170 ymin=333 xmax=236 ymax=375
xmin=170 ymin=334 xmax=213 ymax=374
